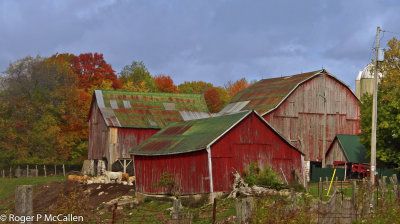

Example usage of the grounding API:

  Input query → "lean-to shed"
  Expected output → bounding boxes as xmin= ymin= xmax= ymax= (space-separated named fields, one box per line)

xmin=325 ymin=134 xmax=368 ymax=166
xmin=222 ymin=69 xmax=361 ymax=168
xmin=131 ymin=110 xmax=304 ymax=195
xmin=88 ymin=90 xmax=209 ymax=171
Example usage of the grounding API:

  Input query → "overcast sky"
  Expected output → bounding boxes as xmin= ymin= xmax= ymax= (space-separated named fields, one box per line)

xmin=1 ymin=0 xmax=400 ymax=90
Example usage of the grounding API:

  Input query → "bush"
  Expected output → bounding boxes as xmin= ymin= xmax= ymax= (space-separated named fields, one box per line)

xmin=243 ymin=162 xmax=286 ymax=190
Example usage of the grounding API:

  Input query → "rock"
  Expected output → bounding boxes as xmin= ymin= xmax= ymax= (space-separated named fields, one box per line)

xmin=98 ymin=191 xmax=104 ymax=196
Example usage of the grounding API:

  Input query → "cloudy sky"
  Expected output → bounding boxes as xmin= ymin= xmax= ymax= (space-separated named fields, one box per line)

xmin=1 ymin=0 xmax=400 ymax=90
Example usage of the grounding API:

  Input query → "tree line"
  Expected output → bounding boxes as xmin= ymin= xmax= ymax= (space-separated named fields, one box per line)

xmin=0 ymin=53 xmax=250 ymax=167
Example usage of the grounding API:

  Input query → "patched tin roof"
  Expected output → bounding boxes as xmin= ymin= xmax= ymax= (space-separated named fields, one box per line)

xmin=93 ymin=90 xmax=209 ymax=128
xmin=228 ymin=70 xmax=323 ymax=115
xmin=131 ymin=110 xmax=302 ymax=156
xmin=131 ymin=111 xmax=252 ymax=155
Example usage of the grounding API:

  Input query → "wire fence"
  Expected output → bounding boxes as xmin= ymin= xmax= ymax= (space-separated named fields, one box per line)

xmin=0 ymin=164 xmax=82 ymax=178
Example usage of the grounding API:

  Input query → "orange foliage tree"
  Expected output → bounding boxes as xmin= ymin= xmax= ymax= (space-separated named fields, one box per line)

xmin=225 ymin=78 xmax=250 ymax=98
xmin=155 ymin=75 xmax=179 ymax=93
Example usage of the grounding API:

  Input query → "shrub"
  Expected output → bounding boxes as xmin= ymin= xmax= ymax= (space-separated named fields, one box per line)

xmin=243 ymin=162 xmax=286 ymax=190
xmin=154 ymin=172 xmax=182 ymax=196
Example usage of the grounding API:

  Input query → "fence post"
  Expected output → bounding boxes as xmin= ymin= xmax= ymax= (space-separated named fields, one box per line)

xmin=326 ymin=177 xmax=329 ymax=190
xmin=2 ymin=169 xmax=4 ymax=178
xmin=212 ymin=198 xmax=217 ymax=224
xmin=391 ymin=174 xmax=399 ymax=201
xmin=319 ymin=177 xmax=323 ymax=199
xmin=44 ymin=165 xmax=47 ymax=177
xmin=54 ymin=165 xmax=57 ymax=176
xmin=236 ymin=197 xmax=254 ymax=224
xmin=10 ymin=167 xmax=12 ymax=178
xmin=63 ymin=164 xmax=65 ymax=177
xmin=15 ymin=185 xmax=33 ymax=224
xmin=111 ymin=202 xmax=118 ymax=224
xmin=35 ymin=165 xmax=38 ymax=177
xmin=26 ymin=165 xmax=29 ymax=177
xmin=352 ymin=181 xmax=357 ymax=205
xmin=172 ymin=198 xmax=181 ymax=223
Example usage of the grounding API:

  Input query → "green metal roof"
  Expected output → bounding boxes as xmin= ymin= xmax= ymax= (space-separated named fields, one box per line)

xmin=94 ymin=90 xmax=209 ymax=128
xmin=336 ymin=134 xmax=368 ymax=164
xmin=229 ymin=70 xmax=323 ymax=115
xmin=131 ymin=111 xmax=251 ymax=155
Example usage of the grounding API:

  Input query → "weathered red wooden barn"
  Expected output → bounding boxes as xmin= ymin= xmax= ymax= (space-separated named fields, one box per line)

xmin=222 ymin=69 xmax=360 ymax=170
xmin=131 ymin=110 xmax=305 ymax=195
xmin=88 ymin=90 xmax=209 ymax=171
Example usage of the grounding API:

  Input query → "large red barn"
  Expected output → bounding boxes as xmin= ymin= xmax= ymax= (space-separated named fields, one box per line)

xmin=88 ymin=90 xmax=209 ymax=172
xmin=223 ymin=69 xmax=360 ymax=171
xmin=131 ymin=110 xmax=304 ymax=195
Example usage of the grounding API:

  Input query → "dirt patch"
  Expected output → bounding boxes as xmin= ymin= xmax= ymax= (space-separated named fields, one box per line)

xmin=2 ymin=180 xmax=136 ymax=221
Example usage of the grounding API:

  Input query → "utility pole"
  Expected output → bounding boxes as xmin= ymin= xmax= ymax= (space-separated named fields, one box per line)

xmin=371 ymin=26 xmax=380 ymax=185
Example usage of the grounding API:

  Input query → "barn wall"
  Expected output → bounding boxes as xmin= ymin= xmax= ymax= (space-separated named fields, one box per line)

xmin=264 ymin=74 xmax=361 ymax=162
xmin=211 ymin=113 xmax=303 ymax=192
xmin=134 ymin=150 xmax=210 ymax=194
xmin=88 ymin=102 xmax=109 ymax=160
xmin=326 ymin=140 xmax=347 ymax=166
xmin=117 ymin=128 xmax=160 ymax=159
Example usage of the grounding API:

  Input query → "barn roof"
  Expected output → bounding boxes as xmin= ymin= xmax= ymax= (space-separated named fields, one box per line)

xmin=91 ymin=90 xmax=209 ymax=128
xmin=131 ymin=110 xmax=301 ymax=156
xmin=327 ymin=134 xmax=368 ymax=164
xmin=224 ymin=69 xmax=356 ymax=116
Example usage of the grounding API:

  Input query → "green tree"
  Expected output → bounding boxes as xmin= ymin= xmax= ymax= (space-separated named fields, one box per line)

xmin=360 ymin=37 xmax=400 ymax=165
xmin=119 ymin=61 xmax=156 ymax=91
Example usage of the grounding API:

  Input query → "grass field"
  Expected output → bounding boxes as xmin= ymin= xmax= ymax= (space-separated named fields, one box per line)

xmin=0 ymin=176 xmax=66 ymax=209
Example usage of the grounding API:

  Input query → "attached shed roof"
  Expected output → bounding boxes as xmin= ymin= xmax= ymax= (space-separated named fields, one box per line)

xmin=226 ymin=69 xmax=357 ymax=116
xmin=92 ymin=90 xmax=209 ymax=128
xmin=131 ymin=110 xmax=301 ymax=156
xmin=328 ymin=134 xmax=368 ymax=164
xmin=131 ymin=111 xmax=251 ymax=155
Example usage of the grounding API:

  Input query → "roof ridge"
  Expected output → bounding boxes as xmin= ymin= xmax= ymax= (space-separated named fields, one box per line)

xmin=98 ymin=89 xmax=205 ymax=97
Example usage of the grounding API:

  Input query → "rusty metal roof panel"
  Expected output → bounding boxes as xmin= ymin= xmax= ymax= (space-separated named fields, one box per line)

xmin=229 ymin=70 xmax=323 ymax=115
xmin=131 ymin=111 xmax=251 ymax=155
xmin=94 ymin=90 xmax=209 ymax=128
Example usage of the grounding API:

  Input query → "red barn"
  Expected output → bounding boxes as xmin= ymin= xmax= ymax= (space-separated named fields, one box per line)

xmin=88 ymin=90 xmax=209 ymax=172
xmin=131 ymin=110 xmax=304 ymax=195
xmin=224 ymin=69 xmax=360 ymax=170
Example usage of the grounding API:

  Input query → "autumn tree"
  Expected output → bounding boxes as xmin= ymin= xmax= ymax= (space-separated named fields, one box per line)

xmin=360 ymin=37 xmax=400 ymax=166
xmin=225 ymin=78 xmax=250 ymax=98
xmin=71 ymin=53 xmax=121 ymax=90
xmin=0 ymin=56 xmax=78 ymax=165
xmin=178 ymin=81 xmax=213 ymax=94
xmin=154 ymin=75 xmax=179 ymax=93
xmin=119 ymin=61 xmax=155 ymax=92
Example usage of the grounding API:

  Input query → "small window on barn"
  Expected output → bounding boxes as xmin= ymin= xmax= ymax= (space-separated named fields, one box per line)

xmin=110 ymin=100 xmax=119 ymax=109
xmin=163 ymin=102 xmax=176 ymax=111
xmin=123 ymin=100 xmax=131 ymax=109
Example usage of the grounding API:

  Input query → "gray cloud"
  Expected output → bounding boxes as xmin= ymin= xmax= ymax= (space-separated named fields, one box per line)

xmin=1 ymin=0 xmax=400 ymax=91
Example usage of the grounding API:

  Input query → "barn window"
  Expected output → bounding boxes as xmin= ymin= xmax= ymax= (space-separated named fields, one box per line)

xmin=123 ymin=100 xmax=131 ymax=109
xmin=110 ymin=100 xmax=119 ymax=109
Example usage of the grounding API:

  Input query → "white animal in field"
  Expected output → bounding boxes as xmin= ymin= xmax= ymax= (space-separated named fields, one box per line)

xmin=103 ymin=171 xmax=123 ymax=183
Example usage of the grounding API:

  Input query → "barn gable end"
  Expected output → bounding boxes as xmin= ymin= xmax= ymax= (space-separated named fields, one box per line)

xmin=132 ymin=111 xmax=304 ymax=194
xmin=87 ymin=90 xmax=209 ymax=170
xmin=222 ymin=69 xmax=361 ymax=163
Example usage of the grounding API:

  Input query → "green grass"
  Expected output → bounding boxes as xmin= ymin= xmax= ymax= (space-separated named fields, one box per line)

xmin=0 ymin=176 xmax=66 ymax=209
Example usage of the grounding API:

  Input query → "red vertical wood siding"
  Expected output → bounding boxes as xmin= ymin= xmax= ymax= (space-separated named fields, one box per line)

xmin=264 ymin=74 xmax=360 ymax=162
xmin=211 ymin=113 xmax=303 ymax=192
xmin=117 ymin=128 xmax=159 ymax=158
xmin=134 ymin=150 xmax=210 ymax=194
